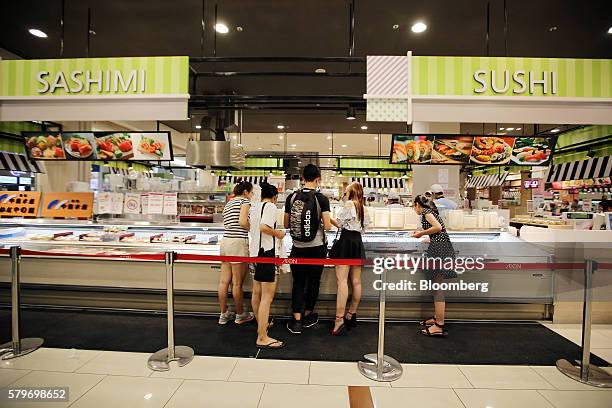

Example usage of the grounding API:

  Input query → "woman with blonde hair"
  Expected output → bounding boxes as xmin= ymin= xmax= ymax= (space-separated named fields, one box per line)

xmin=329 ymin=182 xmax=370 ymax=335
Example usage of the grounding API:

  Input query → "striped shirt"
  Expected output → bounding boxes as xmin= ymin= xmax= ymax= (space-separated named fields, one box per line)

xmin=223 ymin=197 xmax=250 ymax=239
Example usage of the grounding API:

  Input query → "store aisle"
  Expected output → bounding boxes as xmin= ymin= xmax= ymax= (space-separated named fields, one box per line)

xmin=1 ymin=347 xmax=612 ymax=407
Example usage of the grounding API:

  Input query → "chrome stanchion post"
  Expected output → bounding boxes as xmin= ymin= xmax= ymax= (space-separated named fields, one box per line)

xmin=148 ymin=252 xmax=194 ymax=371
xmin=1 ymin=246 xmax=44 ymax=360
xmin=556 ymin=259 xmax=612 ymax=387
xmin=358 ymin=267 xmax=402 ymax=381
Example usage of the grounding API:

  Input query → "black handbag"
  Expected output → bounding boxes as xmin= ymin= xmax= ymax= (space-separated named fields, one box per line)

xmin=327 ymin=228 xmax=341 ymax=258
xmin=255 ymin=202 xmax=276 ymax=275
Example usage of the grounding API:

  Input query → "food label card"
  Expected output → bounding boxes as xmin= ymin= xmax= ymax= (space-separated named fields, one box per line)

xmin=147 ymin=193 xmax=164 ymax=214
xmin=124 ymin=193 xmax=141 ymax=214
xmin=163 ymin=193 xmax=178 ymax=215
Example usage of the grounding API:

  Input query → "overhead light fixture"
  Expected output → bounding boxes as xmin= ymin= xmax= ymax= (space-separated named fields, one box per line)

xmin=279 ymin=135 xmax=284 ymax=139
xmin=376 ymin=171 xmax=381 ymax=178
xmin=499 ymin=127 xmax=505 ymax=131
xmin=374 ymin=136 xmax=379 ymax=140
xmin=314 ymin=68 xmax=326 ymax=74
xmin=226 ymin=170 xmax=231 ymax=176
xmin=298 ymin=161 xmax=302 ymax=164
xmin=516 ymin=127 xmax=522 ymax=130
xmin=28 ymin=28 xmax=48 ymax=38
xmin=277 ymin=125 xmax=285 ymax=129
xmin=506 ymin=127 xmax=515 ymax=131
xmin=215 ymin=23 xmax=229 ymax=34
xmin=338 ymin=170 xmax=343 ymax=175
xmin=236 ymin=26 xmax=243 ymax=32
xmin=551 ymin=128 xmax=560 ymax=133
xmin=365 ymin=171 xmax=369 ymax=177
xmin=402 ymin=171 xmax=408 ymax=179
xmin=232 ymin=135 xmax=237 ymax=140
xmin=392 ymin=24 xmax=400 ymax=30
xmin=291 ymin=144 xmax=297 ymax=147
xmin=411 ymin=22 xmax=427 ymax=33
xmin=268 ymin=170 xmax=273 ymax=176
xmin=346 ymin=107 xmax=356 ymax=120
xmin=608 ymin=27 xmax=612 ymax=34
xmin=328 ymin=147 xmax=332 ymax=150
xmin=210 ymin=170 xmax=215 ymax=176
xmin=195 ymin=125 xmax=202 ymax=129
xmin=258 ymin=147 xmax=262 ymax=150
xmin=326 ymin=135 xmax=332 ymax=140
xmin=549 ymin=26 xmax=558 ymax=32
xmin=341 ymin=144 xmax=347 ymax=148
xmin=360 ymin=125 xmax=368 ymax=130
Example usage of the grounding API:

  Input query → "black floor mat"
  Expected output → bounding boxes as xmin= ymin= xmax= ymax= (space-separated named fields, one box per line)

xmin=1 ymin=308 xmax=608 ymax=366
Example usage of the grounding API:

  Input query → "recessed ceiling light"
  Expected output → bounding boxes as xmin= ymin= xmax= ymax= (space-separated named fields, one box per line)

xmin=328 ymin=147 xmax=332 ymax=150
xmin=291 ymin=144 xmax=297 ymax=147
xmin=215 ymin=23 xmax=229 ymax=34
xmin=279 ymin=135 xmax=283 ymax=139
xmin=551 ymin=128 xmax=560 ymax=133
xmin=28 ymin=28 xmax=48 ymax=38
xmin=195 ymin=125 xmax=202 ymax=129
xmin=277 ymin=125 xmax=285 ymax=129
xmin=548 ymin=26 xmax=558 ymax=32
xmin=608 ymin=27 xmax=612 ymax=34
xmin=411 ymin=22 xmax=427 ymax=33
xmin=326 ymin=135 xmax=332 ymax=140
xmin=516 ymin=127 xmax=522 ymax=130
xmin=341 ymin=144 xmax=347 ymax=148
xmin=257 ymin=147 xmax=262 ymax=150
xmin=360 ymin=125 xmax=368 ymax=130
xmin=232 ymin=135 xmax=237 ymax=139
xmin=315 ymin=68 xmax=326 ymax=74
xmin=374 ymin=136 xmax=379 ymax=140
xmin=506 ymin=127 xmax=515 ymax=131
xmin=392 ymin=24 xmax=400 ymax=30
xmin=499 ymin=127 xmax=505 ymax=130
xmin=236 ymin=26 xmax=243 ymax=32
xmin=346 ymin=107 xmax=356 ymax=120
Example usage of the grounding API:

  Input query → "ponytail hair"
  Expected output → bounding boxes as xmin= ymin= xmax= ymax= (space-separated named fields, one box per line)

xmin=233 ymin=180 xmax=253 ymax=196
xmin=260 ymin=181 xmax=278 ymax=199
xmin=414 ymin=194 xmax=438 ymax=214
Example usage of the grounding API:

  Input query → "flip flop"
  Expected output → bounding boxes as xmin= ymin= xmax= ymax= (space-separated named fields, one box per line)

xmin=256 ymin=340 xmax=286 ymax=349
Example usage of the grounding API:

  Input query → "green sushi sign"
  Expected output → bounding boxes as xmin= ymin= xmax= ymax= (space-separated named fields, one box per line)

xmin=0 ymin=56 xmax=188 ymax=97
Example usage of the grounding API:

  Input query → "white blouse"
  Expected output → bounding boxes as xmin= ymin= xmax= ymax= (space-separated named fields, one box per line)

xmin=336 ymin=201 xmax=370 ymax=233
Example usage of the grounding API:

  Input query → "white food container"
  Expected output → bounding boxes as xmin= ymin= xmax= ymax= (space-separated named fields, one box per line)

xmin=390 ymin=208 xmax=405 ymax=229
xmin=447 ymin=210 xmax=464 ymax=230
xmin=463 ymin=214 xmax=478 ymax=229
xmin=374 ymin=208 xmax=390 ymax=228
xmin=404 ymin=207 xmax=419 ymax=230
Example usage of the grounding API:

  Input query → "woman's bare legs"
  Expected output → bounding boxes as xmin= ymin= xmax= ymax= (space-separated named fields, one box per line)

xmin=348 ymin=266 xmax=362 ymax=315
xmin=251 ymin=280 xmax=262 ymax=318
xmin=430 ymin=274 xmax=445 ymax=333
xmin=218 ymin=262 xmax=233 ymax=314
xmin=334 ymin=265 xmax=350 ymax=332
xmin=256 ymin=279 xmax=282 ymax=346
xmin=230 ymin=263 xmax=247 ymax=315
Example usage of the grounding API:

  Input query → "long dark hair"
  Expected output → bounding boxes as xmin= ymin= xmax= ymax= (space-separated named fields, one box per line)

xmin=347 ymin=182 xmax=366 ymax=228
xmin=414 ymin=194 xmax=438 ymax=214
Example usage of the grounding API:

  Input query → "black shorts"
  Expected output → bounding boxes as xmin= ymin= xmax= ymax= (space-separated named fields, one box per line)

xmin=254 ymin=263 xmax=277 ymax=283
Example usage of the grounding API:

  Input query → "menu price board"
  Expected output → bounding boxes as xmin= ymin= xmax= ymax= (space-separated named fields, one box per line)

xmin=41 ymin=192 xmax=94 ymax=219
xmin=0 ymin=191 xmax=41 ymax=217
xmin=390 ymin=134 xmax=556 ymax=166
xmin=23 ymin=131 xmax=173 ymax=161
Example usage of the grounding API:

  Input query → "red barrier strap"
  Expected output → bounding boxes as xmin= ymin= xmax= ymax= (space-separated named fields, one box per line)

xmin=177 ymin=253 xmax=364 ymax=266
xmin=19 ymin=249 xmax=166 ymax=261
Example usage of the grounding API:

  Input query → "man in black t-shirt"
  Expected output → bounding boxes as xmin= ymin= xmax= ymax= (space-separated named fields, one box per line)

xmin=284 ymin=164 xmax=332 ymax=334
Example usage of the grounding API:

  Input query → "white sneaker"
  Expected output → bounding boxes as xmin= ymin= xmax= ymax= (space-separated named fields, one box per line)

xmin=218 ymin=311 xmax=236 ymax=325
xmin=235 ymin=311 xmax=255 ymax=325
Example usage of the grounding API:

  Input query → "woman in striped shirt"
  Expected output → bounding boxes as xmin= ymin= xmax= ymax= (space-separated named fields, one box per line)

xmin=218 ymin=181 xmax=255 ymax=325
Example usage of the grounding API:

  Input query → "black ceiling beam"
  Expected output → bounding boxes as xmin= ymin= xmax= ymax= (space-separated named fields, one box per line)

xmin=193 ymin=71 xmax=365 ymax=77
xmin=189 ymin=56 xmax=365 ymax=63
xmin=190 ymin=94 xmax=364 ymax=101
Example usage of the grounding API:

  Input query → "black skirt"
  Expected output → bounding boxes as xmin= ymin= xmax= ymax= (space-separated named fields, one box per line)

xmin=330 ymin=229 xmax=365 ymax=260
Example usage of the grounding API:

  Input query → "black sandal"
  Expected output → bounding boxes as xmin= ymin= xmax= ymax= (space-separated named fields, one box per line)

xmin=421 ymin=322 xmax=448 ymax=337
xmin=257 ymin=340 xmax=285 ymax=349
xmin=419 ymin=317 xmax=436 ymax=327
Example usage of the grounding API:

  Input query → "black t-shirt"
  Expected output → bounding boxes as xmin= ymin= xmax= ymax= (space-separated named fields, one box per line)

xmin=285 ymin=188 xmax=330 ymax=248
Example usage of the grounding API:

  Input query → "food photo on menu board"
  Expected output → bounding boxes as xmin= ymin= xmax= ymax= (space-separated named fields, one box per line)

xmin=132 ymin=132 xmax=172 ymax=160
xmin=23 ymin=132 xmax=66 ymax=159
xmin=431 ymin=136 xmax=473 ymax=164
xmin=95 ymin=133 xmax=135 ymax=160
xmin=390 ymin=135 xmax=433 ymax=164
xmin=470 ymin=136 xmax=515 ymax=165
xmin=61 ymin=133 xmax=96 ymax=160
xmin=511 ymin=136 xmax=555 ymax=165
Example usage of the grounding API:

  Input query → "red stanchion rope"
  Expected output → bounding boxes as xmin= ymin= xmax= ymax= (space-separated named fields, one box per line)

xmin=19 ymin=249 xmax=166 ymax=261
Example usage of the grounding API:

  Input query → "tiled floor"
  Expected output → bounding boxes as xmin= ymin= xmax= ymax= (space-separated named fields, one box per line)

xmin=0 ymin=324 xmax=610 ymax=407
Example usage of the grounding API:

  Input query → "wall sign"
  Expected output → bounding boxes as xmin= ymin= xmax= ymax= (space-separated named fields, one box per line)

xmin=0 ymin=191 xmax=41 ymax=217
xmin=41 ymin=192 xmax=94 ymax=219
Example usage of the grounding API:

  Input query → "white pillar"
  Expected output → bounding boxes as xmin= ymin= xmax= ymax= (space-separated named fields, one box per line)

xmin=411 ymin=122 xmax=461 ymax=201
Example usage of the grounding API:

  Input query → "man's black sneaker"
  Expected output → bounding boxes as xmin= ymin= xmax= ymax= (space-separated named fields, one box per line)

xmin=287 ymin=318 xmax=302 ymax=334
xmin=302 ymin=313 xmax=319 ymax=328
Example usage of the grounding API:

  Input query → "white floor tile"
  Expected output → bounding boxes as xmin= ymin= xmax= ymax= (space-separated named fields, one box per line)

xmin=592 ymin=348 xmax=612 ymax=364
xmin=458 ymin=365 xmax=555 ymax=390
xmin=0 ymin=348 xmax=101 ymax=373
xmin=390 ymin=364 xmax=473 ymax=389
xmin=532 ymin=366 xmax=612 ymax=391
xmin=543 ymin=326 xmax=612 ymax=349
xmin=76 ymin=351 xmax=152 ymax=377
xmin=2 ymin=371 xmax=104 ymax=408
xmin=371 ymin=387 xmax=464 ymax=408
xmin=309 ymin=361 xmax=390 ymax=387
xmin=456 ymin=389 xmax=554 ymax=408
xmin=150 ymin=356 xmax=237 ymax=380
xmin=258 ymin=383 xmax=348 ymax=408
xmin=69 ymin=375 xmax=182 ymax=408
xmin=164 ymin=379 xmax=264 ymax=408
xmin=538 ymin=390 xmax=612 ymax=408
xmin=229 ymin=358 xmax=309 ymax=384
xmin=0 ymin=368 xmax=30 ymax=387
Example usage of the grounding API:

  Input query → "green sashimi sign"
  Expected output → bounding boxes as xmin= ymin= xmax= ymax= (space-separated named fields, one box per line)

xmin=411 ymin=56 xmax=612 ymax=98
xmin=0 ymin=56 xmax=188 ymax=97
